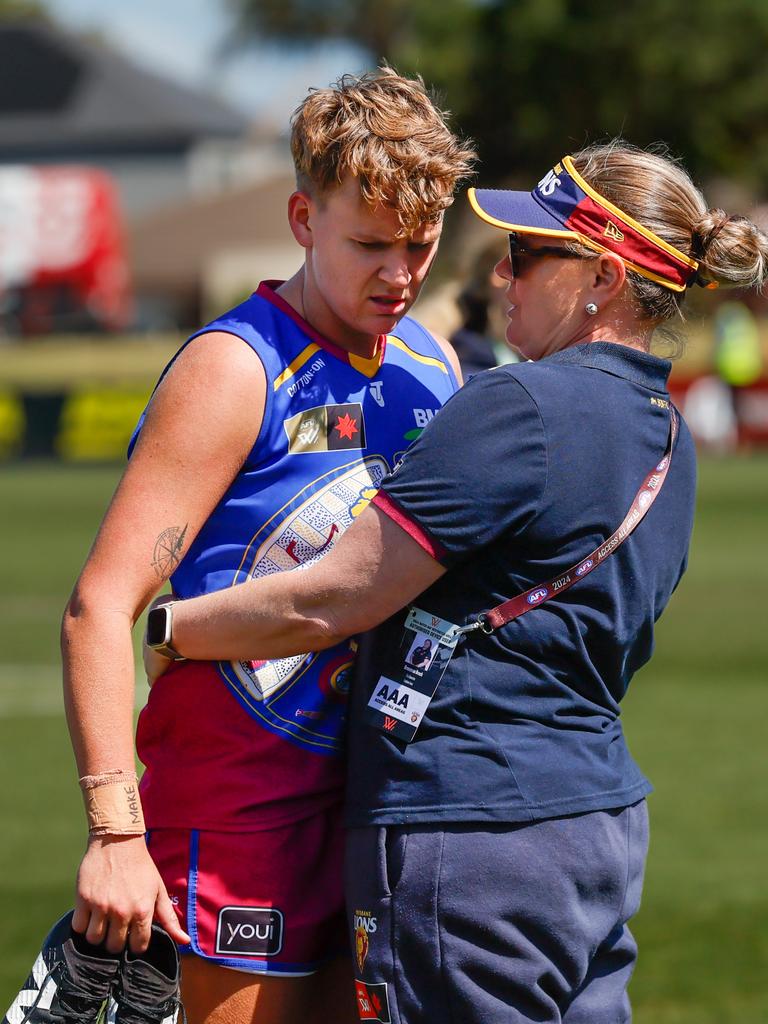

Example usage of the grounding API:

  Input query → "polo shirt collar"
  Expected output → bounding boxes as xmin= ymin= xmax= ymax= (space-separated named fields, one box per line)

xmin=544 ymin=341 xmax=671 ymax=392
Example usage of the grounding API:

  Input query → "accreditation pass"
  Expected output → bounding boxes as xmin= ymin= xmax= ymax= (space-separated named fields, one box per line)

xmin=366 ymin=606 xmax=463 ymax=743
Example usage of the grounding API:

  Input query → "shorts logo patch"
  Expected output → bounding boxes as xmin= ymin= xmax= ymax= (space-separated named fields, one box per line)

xmin=355 ymin=980 xmax=390 ymax=1022
xmin=355 ymin=925 xmax=369 ymax=973
xmin=353 ymin=910 xmax=377 ymax=974
xmin=215 ymin=907 xmax=284 ymax=956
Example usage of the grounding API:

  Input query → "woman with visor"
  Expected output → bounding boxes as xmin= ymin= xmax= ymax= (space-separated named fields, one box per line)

xmin=144 ymin=142 xmax=768 ymax=1023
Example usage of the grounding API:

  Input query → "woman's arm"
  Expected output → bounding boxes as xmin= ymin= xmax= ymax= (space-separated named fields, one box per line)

xmin=161 ymin=503 xmax=445 ymax=663
xmin=62 ymin=332 xmax=266 ymax=953
xmin=143 ymin=335 xmax=460 ymax=673
xmin=147 ymin=335 xmax=459 ymax=666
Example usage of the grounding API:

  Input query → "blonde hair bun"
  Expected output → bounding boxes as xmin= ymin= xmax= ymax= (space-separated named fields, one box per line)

xmin=692 ymin=209 xmax=768 ymax=290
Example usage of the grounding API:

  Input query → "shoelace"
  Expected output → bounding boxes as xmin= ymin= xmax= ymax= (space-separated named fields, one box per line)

xmin=112 ymin=995 xmax=186 ymax=1024
xmin=20 ymin=962 xmax=107 ymax=1024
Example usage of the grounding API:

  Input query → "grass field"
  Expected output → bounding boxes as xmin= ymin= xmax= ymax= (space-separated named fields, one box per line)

xmin=1 ymin=457 xmax=767 ymax=1021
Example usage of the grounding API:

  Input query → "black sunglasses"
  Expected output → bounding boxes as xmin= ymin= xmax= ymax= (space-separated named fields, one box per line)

xmin=507 ymin=233 xmax=580 ymax=278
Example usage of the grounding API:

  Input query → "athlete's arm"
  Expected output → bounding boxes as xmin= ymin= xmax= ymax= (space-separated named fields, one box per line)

xmin=162 ymin=503 xmax=445 ymax=662
xmin=432 ymin=331 xmax=464 ymax=385
xmin=61 ymin=332 xmax=266 ymax=953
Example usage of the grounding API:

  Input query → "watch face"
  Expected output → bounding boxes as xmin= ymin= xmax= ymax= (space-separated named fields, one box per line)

xmin=146 ymin=607 xmax=169 ymax=647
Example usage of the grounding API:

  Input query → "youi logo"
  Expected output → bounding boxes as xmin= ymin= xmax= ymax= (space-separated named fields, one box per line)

xmin=575 ymin=559 xmax=594 ymax=577
xmin=527 ymin=588 xmax=549 ymax=605
xmin=537 ymin=169 xmax=562 ymax=197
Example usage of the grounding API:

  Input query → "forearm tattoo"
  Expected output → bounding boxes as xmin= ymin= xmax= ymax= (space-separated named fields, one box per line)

xmin=151 ymin=524 xmax=188 ymax=580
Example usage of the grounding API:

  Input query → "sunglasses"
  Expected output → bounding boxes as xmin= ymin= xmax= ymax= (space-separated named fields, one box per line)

xmin=507 ymin=233 xmax=580 ymax=278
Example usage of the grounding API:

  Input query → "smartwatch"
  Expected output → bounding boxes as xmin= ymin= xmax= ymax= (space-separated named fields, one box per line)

xmin=145 ymin=603 xmax=185 ymax=660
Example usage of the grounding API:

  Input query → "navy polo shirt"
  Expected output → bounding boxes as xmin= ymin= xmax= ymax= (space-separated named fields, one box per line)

xmin=346 ymin=342 xmax=697 ymax=826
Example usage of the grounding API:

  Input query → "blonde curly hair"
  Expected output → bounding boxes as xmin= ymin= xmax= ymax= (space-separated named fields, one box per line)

xmin=290 ymin=66 xmax=476 ymax=236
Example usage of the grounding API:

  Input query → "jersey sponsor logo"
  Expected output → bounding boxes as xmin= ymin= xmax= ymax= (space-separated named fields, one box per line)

xmin=284 ymin=403 xmax=366 ymax=454
xmin=413 ymin=408 xmax=437 ymax=428
xmin=527 ymin=587 xmax=549 ymax=605
xmin=286 ymin=356 xmax=326 ymax=397
xmin=403 ymin=407 xmax=439 ymax=441
xmin=369 ymin=381 xmax=385 ymax=407
xmin=215 ymin=907 xmax=284 ymax=957
xmin=604 ymin=220 xmax=625 ymax=243
xmin=355 ymin=980 xmax=391 ymax=1023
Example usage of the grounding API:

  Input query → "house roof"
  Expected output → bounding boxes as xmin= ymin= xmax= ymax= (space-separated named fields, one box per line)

xmin=0 ymin=20 xmax=247 ymax=158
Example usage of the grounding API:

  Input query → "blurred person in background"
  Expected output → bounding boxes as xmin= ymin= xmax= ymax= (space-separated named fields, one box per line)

xmin=143 ymin=141 xmax=768 ymax=1023
xmin=448 ymin=242 xmax=509 ymax=377
xmin=713 ymin=298 xmax=764 ymax=445
xmin=59 ymin=67 xmax=474 ymax=1024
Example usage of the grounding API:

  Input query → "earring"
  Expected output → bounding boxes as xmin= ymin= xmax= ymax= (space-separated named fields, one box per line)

xmin=585 ymin=302 xmax=598 ymax=315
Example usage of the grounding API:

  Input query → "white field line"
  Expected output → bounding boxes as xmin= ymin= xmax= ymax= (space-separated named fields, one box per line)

xmin=0 ymin=665 xmax=150 ymax=717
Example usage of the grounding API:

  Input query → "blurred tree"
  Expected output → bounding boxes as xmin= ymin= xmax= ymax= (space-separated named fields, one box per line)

xmin=225 ymin=0 xmax=412 ymax=58
xmin=0 ymin=0 xmax=48 ymax=17
xmin=228 ymin=0 xmax=768 ymax=194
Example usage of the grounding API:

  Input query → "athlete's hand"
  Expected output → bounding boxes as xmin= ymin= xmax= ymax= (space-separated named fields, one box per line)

xmin=73 ymin=834 xmax=190 ymax=954
xmin=142 ymin=595 xmax=174 ymax=687
xmin=143 ymin=643 xmax=172 ymax=688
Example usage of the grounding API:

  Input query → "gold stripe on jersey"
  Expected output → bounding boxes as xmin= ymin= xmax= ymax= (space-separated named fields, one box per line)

xmin=273 ymin=342 xmax=322 ymax=392
xmin=349 ymin=344 xmax=386 ymax=378
xmin=387 ymin=335 xmax=449 ymax=373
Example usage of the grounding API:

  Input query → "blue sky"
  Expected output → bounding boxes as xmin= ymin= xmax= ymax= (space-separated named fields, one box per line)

xmin=43 ymin=0 xmax=368 ymax=126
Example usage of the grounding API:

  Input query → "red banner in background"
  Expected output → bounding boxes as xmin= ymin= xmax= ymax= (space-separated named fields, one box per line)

xmin=669 ymin=375 xmax=768 ymax=449
xmin=0 ymin=165 xmax=132 ymax=334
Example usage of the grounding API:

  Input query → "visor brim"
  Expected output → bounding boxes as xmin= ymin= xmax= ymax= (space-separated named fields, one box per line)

xmin=468 ymin=187 xmax=578 ymax=240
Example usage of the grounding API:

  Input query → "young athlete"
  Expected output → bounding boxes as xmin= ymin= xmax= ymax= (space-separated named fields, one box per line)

xmin=59 ymin=67 xmax=474 ymax=1024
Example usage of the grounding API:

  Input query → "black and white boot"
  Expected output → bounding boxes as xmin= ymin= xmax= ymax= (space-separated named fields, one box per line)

xmin=2 ymin=912 xmax=121 ymax=1024
xmin=108 ymin=925 xmax=182 ymax=1024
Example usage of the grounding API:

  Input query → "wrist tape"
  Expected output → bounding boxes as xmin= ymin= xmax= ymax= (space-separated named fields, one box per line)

xmin=79 ymin=770 xmax=146 ymax=836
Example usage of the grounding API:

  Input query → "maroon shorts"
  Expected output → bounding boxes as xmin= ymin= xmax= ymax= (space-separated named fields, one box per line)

xmin=147 ymin=804 xmax=348 ymax=975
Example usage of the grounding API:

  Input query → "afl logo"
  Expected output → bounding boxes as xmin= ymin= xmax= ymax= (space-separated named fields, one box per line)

xmin=656 ymin=457 xmax=669 ymax=471
xmin=575 ymin=559 xmax=594 ymax=577
xmin=527 ymin=588 xmax=549 ymax=605
xmin=638 ymin=490 xmax=653 ymax=510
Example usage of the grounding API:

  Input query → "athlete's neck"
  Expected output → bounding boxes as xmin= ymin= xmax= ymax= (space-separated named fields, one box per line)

xmin=277 ymin=273 xmax=381 ymax=359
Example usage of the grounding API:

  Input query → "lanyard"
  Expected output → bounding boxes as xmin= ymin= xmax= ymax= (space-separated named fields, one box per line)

xmin=459 ymin=409 xmax=679 ymax=637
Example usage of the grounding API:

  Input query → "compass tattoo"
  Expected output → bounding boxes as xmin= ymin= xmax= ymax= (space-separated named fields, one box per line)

xmin=151 ymin=524 xmax=188 ymax=580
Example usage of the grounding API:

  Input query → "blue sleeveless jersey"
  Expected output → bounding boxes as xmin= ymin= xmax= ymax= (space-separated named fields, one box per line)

xmin=133 ymin=282 xmax=458 ymax=828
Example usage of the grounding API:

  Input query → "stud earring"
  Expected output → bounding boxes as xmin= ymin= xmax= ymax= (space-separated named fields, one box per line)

xmin=585 ymin=302 xmax=599 ymax=315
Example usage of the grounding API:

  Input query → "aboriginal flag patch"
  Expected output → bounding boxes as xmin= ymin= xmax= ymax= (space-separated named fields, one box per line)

xmin=284 ymin=403 xmax=366 ymax=454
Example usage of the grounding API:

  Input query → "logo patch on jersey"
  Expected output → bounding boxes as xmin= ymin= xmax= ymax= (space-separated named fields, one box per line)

xmin=284 ymin=403 xmax=366 ymax=454
xmin=403 ymin=407 xmax=439 ymax=440
xmin=215 ymin=907 xmax=284 ymax=956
